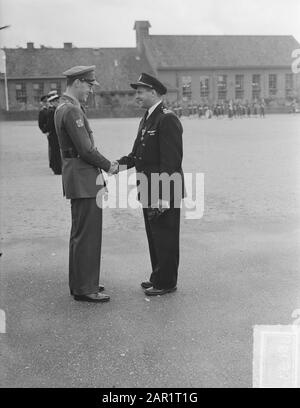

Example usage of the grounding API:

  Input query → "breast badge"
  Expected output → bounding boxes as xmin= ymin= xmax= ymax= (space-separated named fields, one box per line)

xmin=76 ymin=119 xmax=84 ymax=128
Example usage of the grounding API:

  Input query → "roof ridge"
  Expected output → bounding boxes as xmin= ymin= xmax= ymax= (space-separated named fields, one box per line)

xmin=4 ymin=46 xmax=137 ymax=51
xmin=147 ymin=34 xmax=295 ymax=38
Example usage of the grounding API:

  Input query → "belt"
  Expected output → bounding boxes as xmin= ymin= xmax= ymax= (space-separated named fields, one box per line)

xmin=61 ymin=148 xmax=79 ymax=158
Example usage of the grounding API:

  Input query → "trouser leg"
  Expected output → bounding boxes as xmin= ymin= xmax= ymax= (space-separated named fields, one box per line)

xmin=52 ymin=139 xmax=62 ymax=174
xmin=144 ymin=208 xmax=180 ymax=289
xmin=47 ymin=135 xmax=51 ymax=168
xmin=69 ymin=198 xmax=103 ymax=295
xmin=143 ymin=208 xmax=159 ymax=282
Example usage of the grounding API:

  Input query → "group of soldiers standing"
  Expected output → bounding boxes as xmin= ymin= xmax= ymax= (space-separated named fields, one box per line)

xmin=170 ymin=99 xmax=266 ymax=119
xmin=38 ymin=91 xmax=62 ymax=175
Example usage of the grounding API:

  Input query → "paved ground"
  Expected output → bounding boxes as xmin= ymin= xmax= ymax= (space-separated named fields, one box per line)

xmin=0 ymin=114 xmax=300 ymax=387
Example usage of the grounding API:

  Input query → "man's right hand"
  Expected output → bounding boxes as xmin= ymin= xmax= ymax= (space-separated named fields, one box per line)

xmin=108 ymin=160 xmax=119 ymax=175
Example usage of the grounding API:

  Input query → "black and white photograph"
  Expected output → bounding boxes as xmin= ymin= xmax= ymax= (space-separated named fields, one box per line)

xmin=0 ymin=0 xmax=300 ymax=391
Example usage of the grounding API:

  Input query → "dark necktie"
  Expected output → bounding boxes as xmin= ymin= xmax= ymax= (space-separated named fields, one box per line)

xmin=141 ymin=110 xmax=148 ymax=126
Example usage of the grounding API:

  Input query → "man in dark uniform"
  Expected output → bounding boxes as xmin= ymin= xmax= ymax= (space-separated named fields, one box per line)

xmin=47 ymin=94 xmax=62 ymax=175
xmin=38 ymin=95 xmax=51 ymax=167
xmin=54 ymin=65 xmax=117 ymax=303
xmin=117 ymin=73 xmax=185 ymax=296
xmin=259 ymin=99 xmax=265 ymax=118
xmin=38 ymin=95 xmax=49 ymax=134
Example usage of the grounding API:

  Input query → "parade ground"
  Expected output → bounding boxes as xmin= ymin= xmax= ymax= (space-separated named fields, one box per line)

xmin=1 ymin=114 xmax=300 ymax=388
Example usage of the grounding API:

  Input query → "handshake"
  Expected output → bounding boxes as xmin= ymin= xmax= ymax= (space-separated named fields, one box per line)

xmin=108 ymin=160 xmax=119 ymax=175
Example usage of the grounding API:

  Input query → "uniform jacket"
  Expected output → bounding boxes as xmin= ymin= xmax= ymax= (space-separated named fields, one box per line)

xmin=46 ymin=106 xmax=56 ymax=134
xmin=54 ymin=94 xmax=111 ymax=199
xmin=38 ymin=107 xmax=48 ymax=134
xmin=118 ymin=102 xmax=185 ymax=207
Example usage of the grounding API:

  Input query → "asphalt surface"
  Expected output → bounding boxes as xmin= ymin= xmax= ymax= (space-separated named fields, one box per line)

xmin=0 ymin=114 xmax=300 ymax=387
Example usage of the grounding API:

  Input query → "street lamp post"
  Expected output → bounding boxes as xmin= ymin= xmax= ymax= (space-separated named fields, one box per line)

xmin=2 ymin=51 xmax=9 ymax=111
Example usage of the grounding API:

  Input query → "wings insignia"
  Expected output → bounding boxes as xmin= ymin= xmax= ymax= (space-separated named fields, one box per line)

xmin=162 ymin=108 xmax=174 ymax=114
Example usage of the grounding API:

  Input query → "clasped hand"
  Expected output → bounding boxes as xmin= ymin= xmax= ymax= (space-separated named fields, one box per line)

xmin=108 ymin=160 xmax=119 ymax=175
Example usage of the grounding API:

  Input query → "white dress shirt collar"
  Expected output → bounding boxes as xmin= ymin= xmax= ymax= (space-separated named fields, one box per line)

xmin=146 ymin=100 xmax=162 ymax=119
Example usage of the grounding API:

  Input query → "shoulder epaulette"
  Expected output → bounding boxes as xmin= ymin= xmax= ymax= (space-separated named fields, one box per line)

xmin=56 ymin=102 xmax=68 ymax=111
xmin=162 ymin=107 xmax=175 ymax=115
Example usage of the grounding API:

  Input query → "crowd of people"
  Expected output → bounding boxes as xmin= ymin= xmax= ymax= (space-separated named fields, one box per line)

xmin=38 ymin=91 xmax=62 ymax=175
xmin=170 ymin=100 xmax=266 ymax=119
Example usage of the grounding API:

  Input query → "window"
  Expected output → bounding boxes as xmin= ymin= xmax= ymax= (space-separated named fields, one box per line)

xmin=200 ymin=76 xmax=209 ymax=98
xmin=252 ymin=74 xmax=261 ymax=100
xmin=217 ymin=75 xmax=227 ymax=100
xmin=16 ymin=83 xmax=27 ymax=103
xmin=33 ymin=83 xmax=44 ymax=103
xmin=182 ymin=76 xmax=192 ymax=100
xmin=50 ymin=82 xmax=61 ymax=95
xmin=235 ymin=75 xmax=244 ymax=100
xmin=285 ymin=73 xmax=293 ymax=98
xmin=269 ymin=74 xmax=277 ymax=96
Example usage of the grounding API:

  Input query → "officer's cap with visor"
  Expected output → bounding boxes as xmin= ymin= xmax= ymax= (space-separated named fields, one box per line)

xmin=130 ymin=73 xmax=167 ymax=95
xmin=62 ymin=65 xmax=99 ymax=86
xmin=47 ymin=90 xmax=58 ymax=98
xmin=48 ymin=94 xmax=60 ymax=102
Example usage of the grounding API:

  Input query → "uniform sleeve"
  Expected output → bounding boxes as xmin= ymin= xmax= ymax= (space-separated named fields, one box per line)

xmin=117 ymin=139 xmax=138 ymax=170
xmin=63 ymin=107 xmax=111 ymax=172
xmin=38 ymin=110 xmax=48 ymax=133
xmin=159 ymin=113 xmax=183 ymax=175
xmin=46 ymin=108 xmax=55 ymax=133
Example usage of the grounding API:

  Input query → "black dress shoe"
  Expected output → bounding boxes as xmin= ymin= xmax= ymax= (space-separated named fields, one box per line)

xmin=70 ymin=284 xmax=104 ymax=295
xmin=74 ymin=293 xmax=110 ymax=303
xmin=144 ymin=287 xmax=177 ymax=296
xmin=141 ymin=281 xmax=153 ymax=289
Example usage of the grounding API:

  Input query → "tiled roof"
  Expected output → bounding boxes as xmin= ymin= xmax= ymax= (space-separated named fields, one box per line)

xmin=4 ymin=47 xmax=155 ymax=91
xmin=4 ymin=34 xmax=299 ymax=92
xmin=144 ymin=35 xmax=300 ymax=69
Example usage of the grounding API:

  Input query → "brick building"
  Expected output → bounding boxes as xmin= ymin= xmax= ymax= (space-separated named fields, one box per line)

xmin=1 ymin=20 xmax=299 ymax=112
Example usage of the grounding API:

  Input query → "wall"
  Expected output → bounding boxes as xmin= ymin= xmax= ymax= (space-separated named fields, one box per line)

xmin=5 ymin=78 xmax=66 ymax=111
xmin=158 ymin=68 xmax=300 ymax=105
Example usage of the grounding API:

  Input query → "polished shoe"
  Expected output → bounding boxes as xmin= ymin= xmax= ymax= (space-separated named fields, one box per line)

xmin=73 ymin=293 xmax=110 ymax=303
xmin=141 ymin=281 xmax=153 ymax=289
xmin=144 ymin=287 xmax=177 ymax=296
xmin=70 ymin=285 xmax=104 ymax=296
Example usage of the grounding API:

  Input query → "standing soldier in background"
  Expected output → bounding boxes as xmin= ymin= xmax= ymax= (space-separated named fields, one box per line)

xmin=47 ymin=94 xmax=62 ymax=175
xmin=259 ymin=99 xmax=265 ymax=118
xmin=246 ymin=102 xmax=251 ymax=118
xmin=38 ymin=95 xmax=49 ymax=134
xmin=54 ymin=65 xmax=118 ymax=303
xmin=38 ymin=95 xmax=51 ymax=168
xmin=177 ymin=101 xmax=182 ymax=118
xmin=192 ymin=101 xmax=198 ymax=117
xmin=197 ymin=103 xmax=203 ymax=119
xmin=253 ymin=101 xmax=258 ymax=117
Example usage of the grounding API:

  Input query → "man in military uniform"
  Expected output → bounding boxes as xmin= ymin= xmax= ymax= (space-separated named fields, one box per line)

xmin=54 ymin=65 xmax=117 ymax=303
xmin=38 ymin=95 xmax=49 ymax=134
xmin=117 ymin=73 xmax=185 ymax=296
xmin=38 ymin=95 xmax=51 ymax=167
xmin=47 ymin=94 xmax=62 ymax=175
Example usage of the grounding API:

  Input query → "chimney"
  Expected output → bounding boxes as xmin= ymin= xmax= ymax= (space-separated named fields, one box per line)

xmin=64 ymin=42 xmax=73 ymax=49
xmin=27 ymin=42 xmax=34 ymax=50
xmin=134 ymin=21 xmax=151 ymax=53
